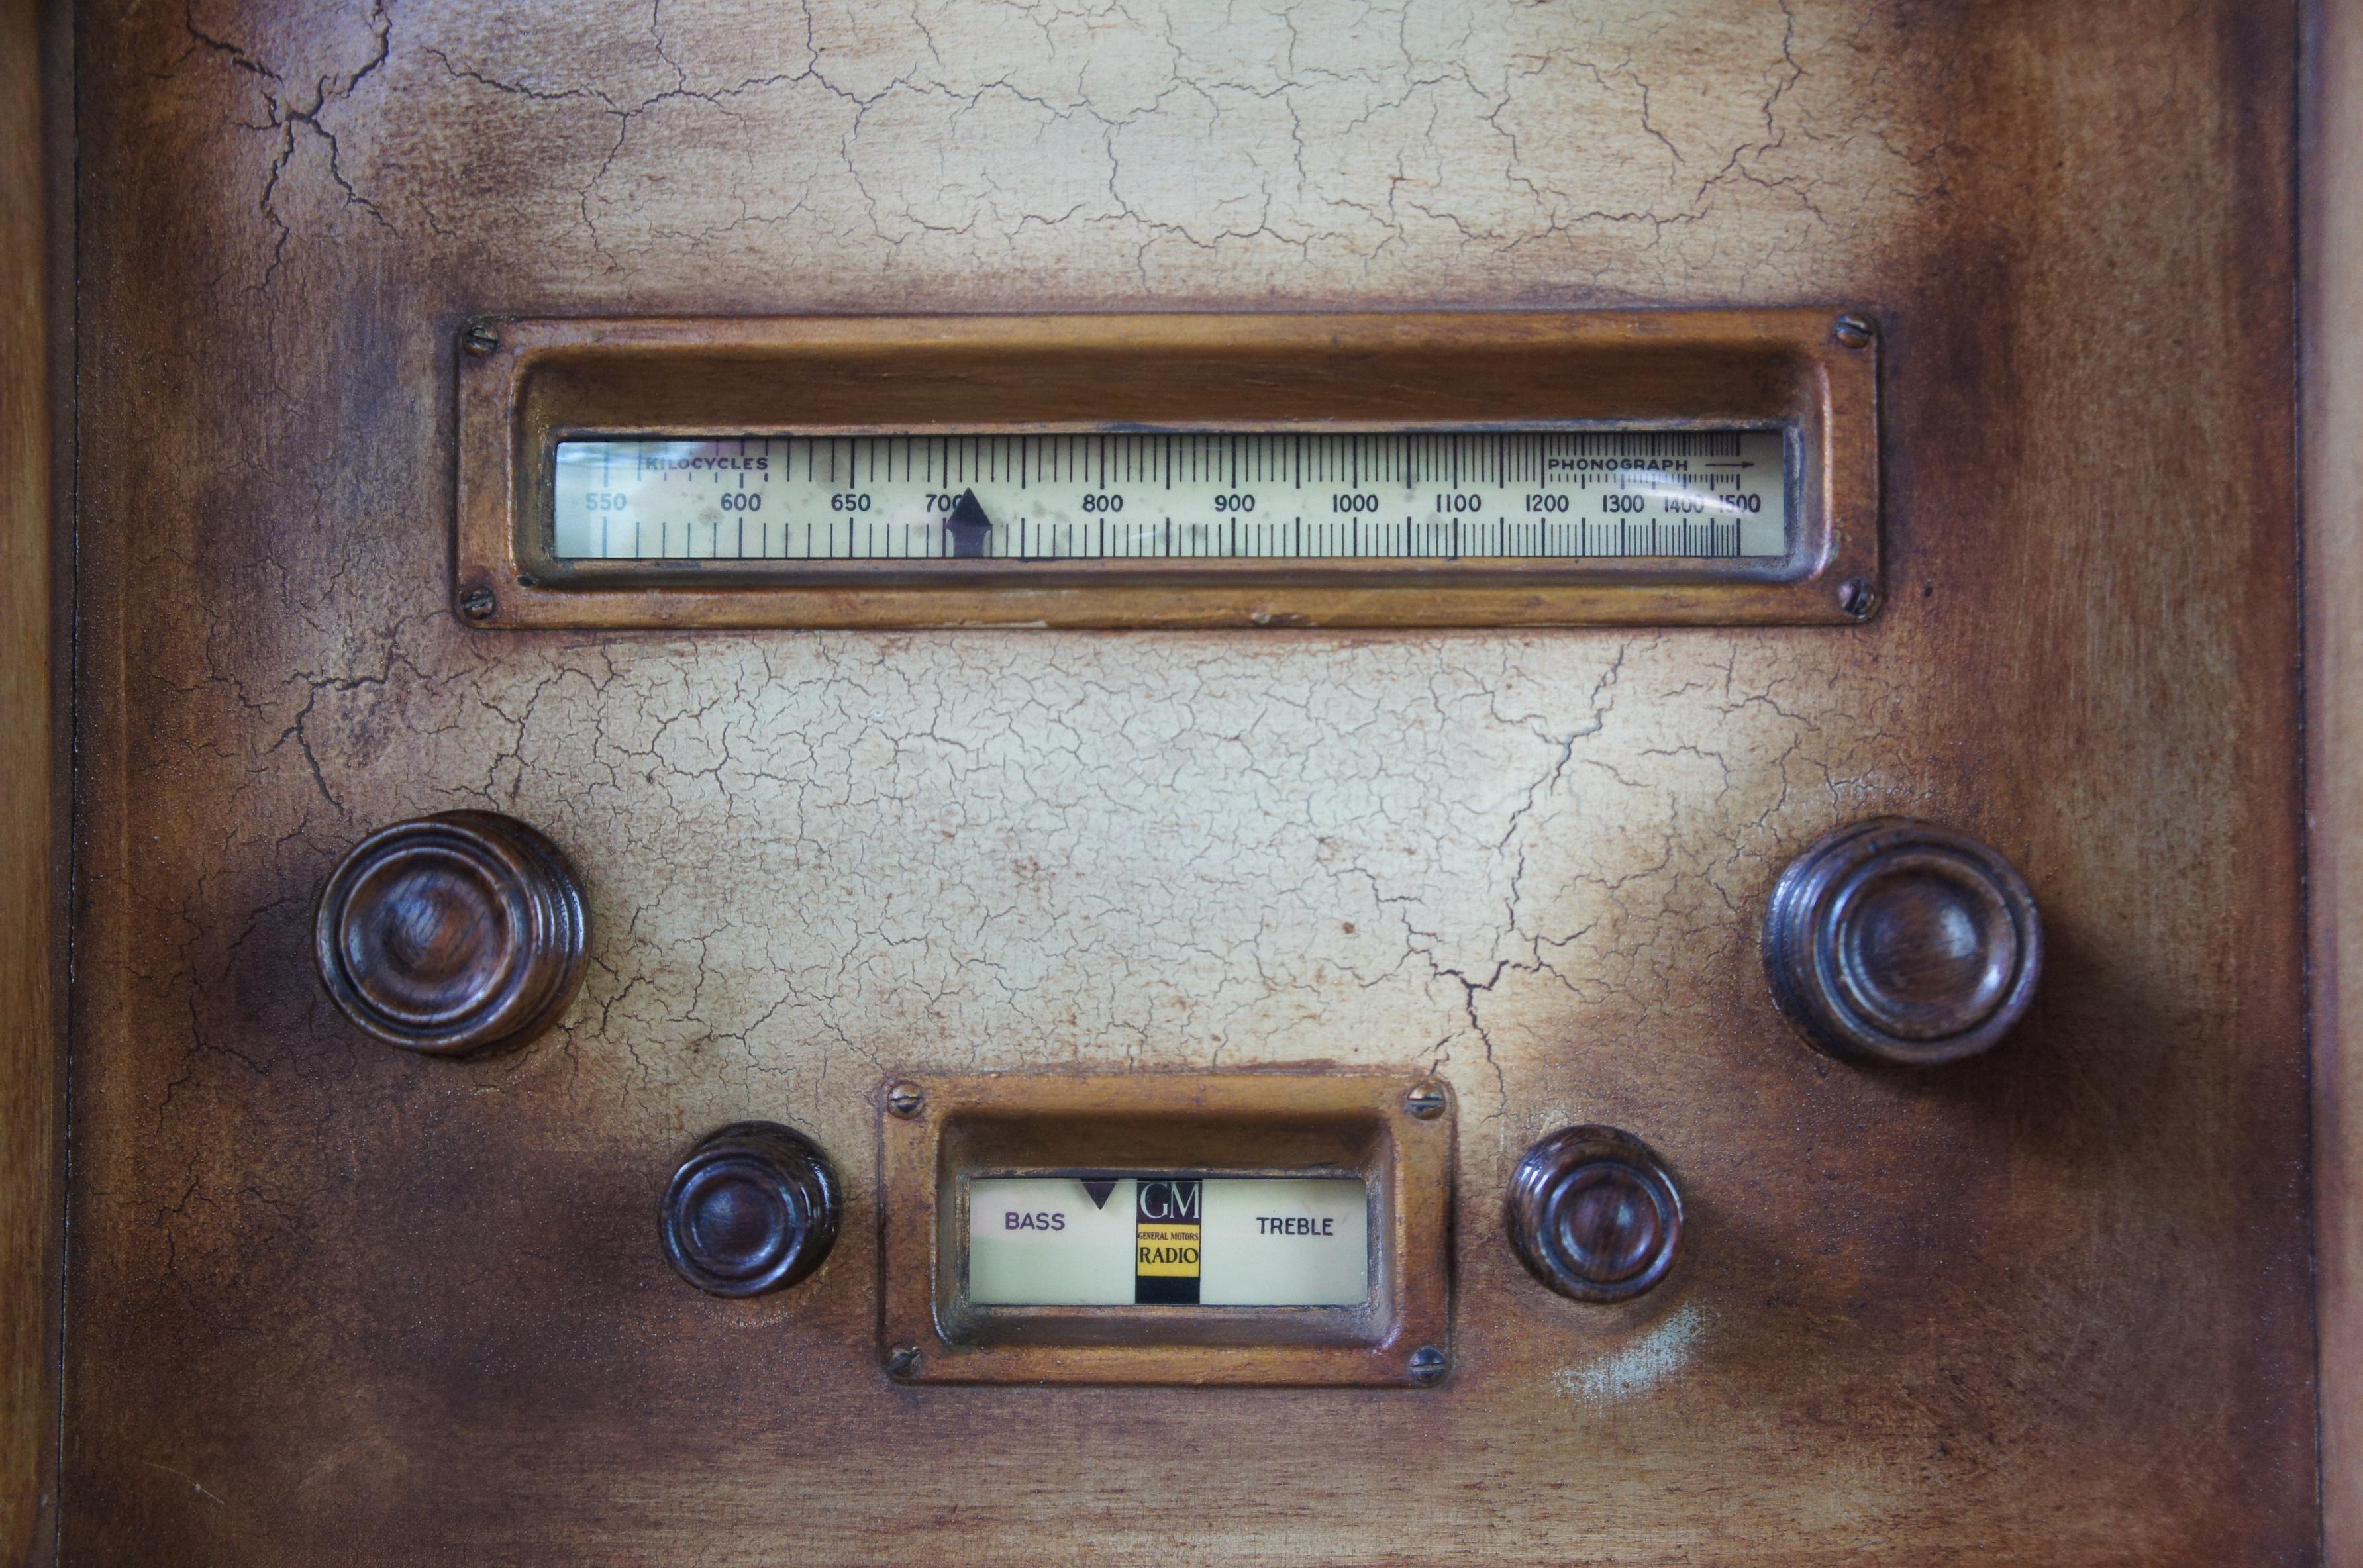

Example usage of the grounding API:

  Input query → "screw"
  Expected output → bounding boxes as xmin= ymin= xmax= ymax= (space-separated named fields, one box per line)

xmin=1405 ymin=1081 xmax=1448 ymax=1120
xmin=1838 ymin=577 xmax=1879 ymax=620
xmin=1407 ymin=1344 xmax=1449 ymax=1385
xmin=886 ymin=1081 xmax=925 ymax=1118
xmin=1833 ymin=313 xmax=1876 ymax=349
xmin=460 ymin=322 xmax=499 ymax=357
xmin=458 ymin=585 xmax=497 ymax=620
xmin=886 ymin=1344 xmax=923 ymax=1379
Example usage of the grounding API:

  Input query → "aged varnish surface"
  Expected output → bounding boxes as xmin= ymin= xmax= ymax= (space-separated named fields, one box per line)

xmin=66 ymin=1 xmax=2308 ymax=1563
xmin=0 ymin=0 xmax=56 ymax=1557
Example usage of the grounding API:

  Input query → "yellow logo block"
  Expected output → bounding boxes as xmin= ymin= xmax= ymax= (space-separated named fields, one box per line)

xmin=1136 ymin=1224 xmax=1201 ymax=1277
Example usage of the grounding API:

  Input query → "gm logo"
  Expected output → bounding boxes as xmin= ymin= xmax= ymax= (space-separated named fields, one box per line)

xmin=1135 ymin=1178 xmax=1203 ymax=1304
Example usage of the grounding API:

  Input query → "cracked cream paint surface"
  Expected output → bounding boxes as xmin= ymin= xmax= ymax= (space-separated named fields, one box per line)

xmin=187 ymin=0 xmax=1947 ymax=299
xmin=66 ymin=0 xmax=2318 ymax=1563
xmin=148 ymin=0 xmax=1950 ymax=1132
xmin=332 ymin=633 xmax=1909 ymax=1128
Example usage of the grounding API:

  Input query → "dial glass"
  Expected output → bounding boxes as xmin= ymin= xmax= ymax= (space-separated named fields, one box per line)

xmin=966 ymin=1175 xmax=1369 ymax=1308
xmin=552 ymin=430 xmax=1788 ymax=563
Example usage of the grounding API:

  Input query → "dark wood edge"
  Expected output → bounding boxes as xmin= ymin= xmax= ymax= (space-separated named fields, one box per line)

xmin=876 ymin=1071 xmax=1453 ymax=1386
xmin=0 ymin=2 xmax=62 ymax=1561
xmin=2305 ymin=0 xmax=2362 ymax=1558
xmin=455 ymin=310 xmax=1880 ymax=630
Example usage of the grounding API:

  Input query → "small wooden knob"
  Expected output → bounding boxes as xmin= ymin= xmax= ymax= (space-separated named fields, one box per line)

xmin=661 ymin=1123 xmax=841 ymax=1297
xmin=1763 ymin=817 xmax=2042 ymax=1067
xmin=1507 ymin=1126 xmax=1684 ymax=1303
xmin=314 ymin=811 xmax=587 ymax=1056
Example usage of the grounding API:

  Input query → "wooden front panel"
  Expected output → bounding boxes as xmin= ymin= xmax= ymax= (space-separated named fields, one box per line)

xmin=64 ymin=2 xmax=2309 ymax=1564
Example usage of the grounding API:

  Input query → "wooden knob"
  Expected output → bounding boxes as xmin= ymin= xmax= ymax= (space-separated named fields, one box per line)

xmin=1763 ymin=817 xmax=2042 ymax=1067
xmin=1507 ymin=1126 xmax=1683 ymax=1303
xmin=660 ymin=1123 xmax=841 ymax=1296
xmin=313 ymin=811 xmax=587 ymax=1056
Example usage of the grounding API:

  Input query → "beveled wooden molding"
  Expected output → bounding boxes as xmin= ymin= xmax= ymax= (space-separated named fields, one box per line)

xmin=454 ymin=309 xmax=1880 ymax=630
xmin=0 ymin=0 xmax=55 ymax=1559
xmin=2307 ymin=0 xmax=2363 ymax=1559
xmin=876 ymin=1071 xmax=1454 ymax=1386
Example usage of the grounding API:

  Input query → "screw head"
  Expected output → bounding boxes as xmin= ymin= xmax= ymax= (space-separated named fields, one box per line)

xmin=886 ymin=1343 xmax=923 ymax=1379
xmin=1407 ymin=1344 xmax=1449 ymax=1384
xmin=1838 ymin=577 xmax=1879 ymax=620
xmin=458 ymin=585 xmax=497 ymax=620
xmin=460 ymin=322 xmax=499 ymax=357
xmin=1405 ymin=1081 xmax=1448 ymax=1120
xmin=1833 ymin=313 xmax=1876 ymax=349
xmin=885 ymin=1081 xmax=925 ymax=1118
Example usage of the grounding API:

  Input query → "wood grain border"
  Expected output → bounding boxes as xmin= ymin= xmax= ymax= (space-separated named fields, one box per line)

xmin=2307 ymin=0 xmax=2363 ymax=1559
xmin=0 ymin=1 xmax=58 ymax=1561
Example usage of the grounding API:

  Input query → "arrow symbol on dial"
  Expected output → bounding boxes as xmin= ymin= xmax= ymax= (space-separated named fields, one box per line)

xmin=947 ymin=488 xmax=992 ymax=558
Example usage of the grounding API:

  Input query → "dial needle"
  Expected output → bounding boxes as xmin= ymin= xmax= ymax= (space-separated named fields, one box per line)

xmin=947 ymin=488 xmax=991 ymax=558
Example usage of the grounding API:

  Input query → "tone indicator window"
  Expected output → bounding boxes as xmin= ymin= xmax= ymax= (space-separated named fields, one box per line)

xmin=551 ymin=431 xmax=1787 ymax=563
xmin=968 ymin=1176 xmax=1369 ymax=1308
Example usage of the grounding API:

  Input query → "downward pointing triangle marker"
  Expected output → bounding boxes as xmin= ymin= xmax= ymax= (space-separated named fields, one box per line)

xmin=1080 ymin=1178 xmax=1118 ymax=1210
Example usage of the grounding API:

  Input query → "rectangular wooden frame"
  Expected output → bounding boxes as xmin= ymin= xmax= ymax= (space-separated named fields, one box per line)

xmin=454 ymin=309 xmax=1879 ymax=629
xmin=876 ymin=1071 xmax=1454 ymax=1386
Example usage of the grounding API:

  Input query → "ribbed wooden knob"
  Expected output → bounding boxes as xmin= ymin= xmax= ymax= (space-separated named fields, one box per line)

xmin=1507 ymin=1126 xmax=1684 ymax=1304
xmin=661 ymin=1123 xmax=841 ymax=1297
xmin=314 ymin=811 xmax=587 ymax=1056
xmin=1763 ymin=818 xmax=2042 ymax=1067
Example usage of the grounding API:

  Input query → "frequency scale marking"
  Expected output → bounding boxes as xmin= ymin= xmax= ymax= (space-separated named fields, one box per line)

xmin=551 ymin=430 xmax=1789 ymax=563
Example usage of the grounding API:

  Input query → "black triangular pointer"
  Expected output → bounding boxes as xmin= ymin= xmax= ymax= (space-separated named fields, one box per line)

xmin=1080 ymin=1178 xmax=1118 ymax=1210
xmin=947 ymin=488 xmax=991 ymax=558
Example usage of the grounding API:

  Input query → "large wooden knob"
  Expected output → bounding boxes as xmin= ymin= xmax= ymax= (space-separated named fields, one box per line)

xmin=1508 ymin=1126 xmax=1684 ymax=1303
xmin=661 ymin=1123 xmax=841 ymax=1296
xmin=1763 ymin=818 xmax=2042 ymax=1067
xmin=314 ymin=811 xmax=587 ymax=1056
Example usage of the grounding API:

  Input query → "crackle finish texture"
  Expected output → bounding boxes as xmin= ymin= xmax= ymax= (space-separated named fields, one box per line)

xmin=68 ymin=1 xmax=2309 ymax=1564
